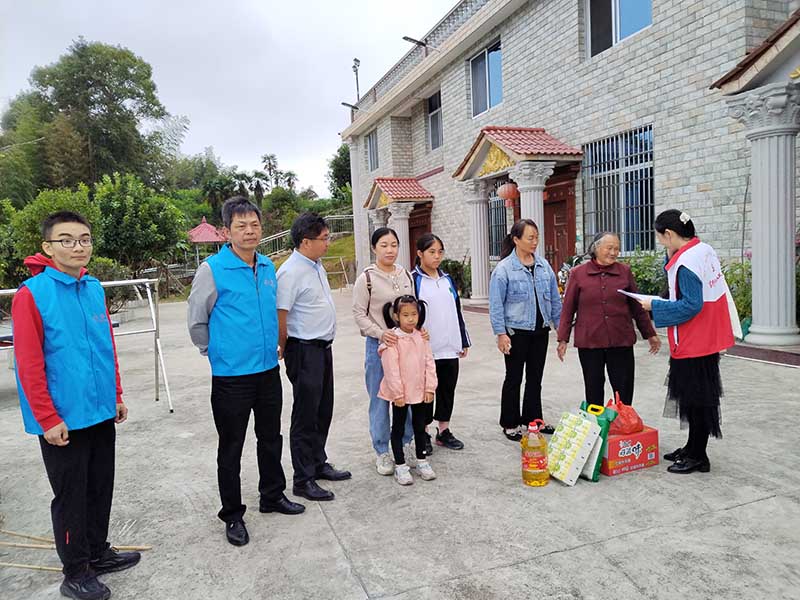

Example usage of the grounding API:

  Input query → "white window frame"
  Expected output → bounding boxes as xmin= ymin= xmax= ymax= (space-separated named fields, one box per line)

xmin=366 ymin=129 xmax=379 ymax=172
xmin=585 ymin=0 xmax=652 ymax=58
xmin=427 ymin=91 xmax=443 ymax=151
xmin=469 ymin=40 xmax=502 ymax=118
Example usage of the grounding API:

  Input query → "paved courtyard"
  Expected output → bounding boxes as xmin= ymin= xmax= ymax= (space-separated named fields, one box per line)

xmin=1 ymin=289 xmax=799 ymax=600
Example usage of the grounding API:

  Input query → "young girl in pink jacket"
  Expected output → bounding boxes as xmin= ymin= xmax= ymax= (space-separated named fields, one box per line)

xmin=378 ymin=295 xmax=438 ymax=485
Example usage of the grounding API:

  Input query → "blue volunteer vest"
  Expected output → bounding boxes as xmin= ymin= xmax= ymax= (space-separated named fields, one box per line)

xmin=205 ymin=244 xmax=279 ymax=376
xmin=14 ymin=267 xmax=117 ymax=435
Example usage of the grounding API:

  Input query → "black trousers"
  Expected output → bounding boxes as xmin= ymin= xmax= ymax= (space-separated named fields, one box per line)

xmin=210 ymin=367 xmax=286 ymax=523
xmin=38 ymin=419 xmax=115 ymax=576
xmin=284 ymin=338 xmax=334 ymax=485
xmin=577 ymin=346 xmax=635 ymax=407
xmin=424 ymin=358 xmax=459 ymax=425
xmin=391 ymin=403 xmax=428 ymax=464
xmin=500 ymin=330 xmax=549 ymax=429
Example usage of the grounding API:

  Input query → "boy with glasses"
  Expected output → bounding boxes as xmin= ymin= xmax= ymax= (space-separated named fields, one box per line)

xmin=12 ymin=211 xmax=139 ymax=600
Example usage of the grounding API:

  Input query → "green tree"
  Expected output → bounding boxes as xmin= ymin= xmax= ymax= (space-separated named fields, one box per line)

xmin=0 ymin=199 xmax=23 ymax=288
xmin=263 ymin=186 xmax=299 ymax=234
xmin=93 ymin=173 xmax=185 ymax=274
xmin=202 ymin=173 xmax=236 ymax=216
xmin=282 ymin=170 xmax=298 ymax=191
xmin=43 ymin=113 xmax=90 ymax=189
xmin=30 ymin=38 xmax=167 ymax=183
xmin=326 ymin=143 xmax=351 ymax=199
xmin=0 ymin=148 xmax=37 ymax=208
xmin=261 ymin=153 xmax=280 ymax=188
xmin=10 ymin=184 xmax=100 ymax=259
xmin=249 ymin=170 xmax=269 ymax=209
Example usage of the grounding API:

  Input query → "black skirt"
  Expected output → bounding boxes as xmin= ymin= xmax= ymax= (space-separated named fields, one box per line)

xmin=663 ymin=353 xmax=723 ymax=438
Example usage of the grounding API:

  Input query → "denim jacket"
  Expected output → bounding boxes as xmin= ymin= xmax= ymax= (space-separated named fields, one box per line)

xmin=489 ymin=251 xmax=562 ymax=335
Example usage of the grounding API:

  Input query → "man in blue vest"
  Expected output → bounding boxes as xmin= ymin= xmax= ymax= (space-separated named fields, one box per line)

xmin=188 ymin=196 xmax=304 ymax=547
xmin=12 ymin=211 xmax=140 ymax=600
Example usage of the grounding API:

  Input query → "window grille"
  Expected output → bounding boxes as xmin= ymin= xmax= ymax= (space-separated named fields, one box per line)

xmin=581 ymin=125 xmax=654 ymax=253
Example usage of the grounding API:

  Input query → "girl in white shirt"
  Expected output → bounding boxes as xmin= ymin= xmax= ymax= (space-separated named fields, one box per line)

xmin=412 ymin=233 xmax=471 ymax=452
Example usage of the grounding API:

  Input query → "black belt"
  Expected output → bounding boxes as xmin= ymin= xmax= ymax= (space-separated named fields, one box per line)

xmin=286 ymin=337 xmax=333 ymax=349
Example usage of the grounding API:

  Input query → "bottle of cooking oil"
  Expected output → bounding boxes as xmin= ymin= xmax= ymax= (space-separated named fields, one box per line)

xmin=521 ymin=419 xmax=549 ymax=487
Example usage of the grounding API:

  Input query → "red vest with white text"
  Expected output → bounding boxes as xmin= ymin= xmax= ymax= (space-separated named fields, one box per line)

xmin=665 ymin=238 xmax=735 ymax=359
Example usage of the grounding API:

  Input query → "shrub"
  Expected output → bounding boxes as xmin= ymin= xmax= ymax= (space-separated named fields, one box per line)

xmin=619 ymin=250 xmax=667 ymax=296
xmin=88 ymin=256 xmax=133 ymax=314
xmin=723 ymin=260 xmax=752 ymax=320
xmin=440 ymin=257 xmax=471 ymax=298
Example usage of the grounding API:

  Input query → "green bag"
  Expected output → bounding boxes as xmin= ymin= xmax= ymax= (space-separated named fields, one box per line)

xmin=578 ymin=402 xmax=618 ymax=482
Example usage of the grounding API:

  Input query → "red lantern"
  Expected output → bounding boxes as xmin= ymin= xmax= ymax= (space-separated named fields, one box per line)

xmin=497 ymin=182 xmax=519 ymax=207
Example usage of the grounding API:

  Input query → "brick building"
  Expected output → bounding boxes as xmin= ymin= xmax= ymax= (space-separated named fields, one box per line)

xmin=343 ymin=0 xmax=800 ymax=346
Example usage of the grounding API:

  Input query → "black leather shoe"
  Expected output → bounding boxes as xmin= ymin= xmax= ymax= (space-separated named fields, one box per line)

xmin=667 ymin=457 xmax=710 ymax=474
xmin=664 ymin=446 xmax=686 ymax=462
xmin=316 ymin=462 xmax=352 ymax=481
xmin=503 ymin=428 xmax=522 ymax=442
xmin=225 ymin=520 xmax=249 ymax=546
xmin=293 ymin=480 xmax=335 ymax=501
xmin=89 ymin=547 xmax=141 ymax=575
xmin=540 ymin=424 xmax=556 ymax=435
xmin=259 ymin=494 xmax=306 ymax=515
xmin=425 ymin=432 xmax=434 ymax=455
xmin=60 ymin=568 xmax=111 ymax=600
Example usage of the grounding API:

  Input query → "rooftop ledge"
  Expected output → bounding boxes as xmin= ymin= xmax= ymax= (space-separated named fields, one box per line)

xmin=340 ymin=0 xmax=527 ymax=140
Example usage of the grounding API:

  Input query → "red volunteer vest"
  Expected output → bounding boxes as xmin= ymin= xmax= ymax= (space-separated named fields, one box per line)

xmin=665 ymin=238 xmax=735 ymax=359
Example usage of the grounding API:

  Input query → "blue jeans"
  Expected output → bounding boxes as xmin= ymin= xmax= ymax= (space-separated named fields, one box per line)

xmin=365 ymin=336 xmax=413 ymax=455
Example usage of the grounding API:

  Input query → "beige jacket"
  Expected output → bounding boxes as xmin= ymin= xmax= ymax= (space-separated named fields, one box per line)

xmin=352 ymin=264 xmax=415 ymax=339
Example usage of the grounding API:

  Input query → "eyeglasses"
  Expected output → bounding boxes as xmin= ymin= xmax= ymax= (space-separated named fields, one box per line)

xmin=45 ymin=238 xmax=93 ymax=248
xmin=308 ymin=236 xmax=331 ymax=243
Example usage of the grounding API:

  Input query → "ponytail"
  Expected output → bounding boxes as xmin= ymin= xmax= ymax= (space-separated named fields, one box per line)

xmin=382 ymin=295 xmax=427 ymax=330
xmin=654 ymin=209 xmax=696 ymax=239
xmin=500 ymin=219 xmax=538 ymax=259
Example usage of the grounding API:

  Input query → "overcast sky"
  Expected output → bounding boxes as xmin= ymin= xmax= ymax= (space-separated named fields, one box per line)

xmin=0 ymin=0 xmax=454 ymax=195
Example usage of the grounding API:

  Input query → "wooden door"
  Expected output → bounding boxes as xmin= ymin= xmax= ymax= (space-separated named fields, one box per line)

xmin=543 ymin=164 xmax=578 ymax=271
xmin=408 ymin=203 xmax=432 ymax=267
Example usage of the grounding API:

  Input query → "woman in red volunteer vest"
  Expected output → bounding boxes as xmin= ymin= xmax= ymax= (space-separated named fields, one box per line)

xmin=639 ymin=210 xmax=735 ymax=474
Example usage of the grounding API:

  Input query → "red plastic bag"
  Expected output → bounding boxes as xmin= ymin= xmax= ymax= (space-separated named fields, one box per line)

xmin=607 ymin=392 xmax=644 ymax=435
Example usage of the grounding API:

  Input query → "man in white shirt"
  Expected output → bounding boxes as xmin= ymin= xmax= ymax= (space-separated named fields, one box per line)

xmin=277 ymin=213 xmax=351 ymax=503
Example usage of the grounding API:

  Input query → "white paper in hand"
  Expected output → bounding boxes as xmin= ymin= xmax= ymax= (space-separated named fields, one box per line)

xmin=617 ymin=289 xmax=662 ymax=303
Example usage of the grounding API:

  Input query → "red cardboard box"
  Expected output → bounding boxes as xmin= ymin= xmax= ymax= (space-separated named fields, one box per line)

xmin=601 ymin=426 xmax=659 ymax=476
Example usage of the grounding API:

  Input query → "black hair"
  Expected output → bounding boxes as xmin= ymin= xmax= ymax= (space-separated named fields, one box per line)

xmin=41 ymin=211 xmax=91 ymax=239
xmin=500 ymin=219 xmax=538 ymax=259
xmin=222 ymin=196 xmax=262 ymax=229
xmin=382 ymin=295 xmax=427 ymax=330
xmin=290 ymin=212 xmax=329 ymax=248
xmin=370 ymin=227 xmax=399 ymax=248
xmin=654 ymin=209 xmax=696 ymax=239
xmin=414 ymin=233 xmax=444 ymax=266
xmin=588 ymin=231 xmax=620 ymax=259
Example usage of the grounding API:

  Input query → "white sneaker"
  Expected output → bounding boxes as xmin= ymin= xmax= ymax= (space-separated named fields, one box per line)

xmin=394 ymin=464 xmax=413 ymax=485
xmin=403 ymin=443 xmax=418 ymax=468
xmin=415 ymin=460 xmax=437 ymax=481
xmin=376 ymin=452 xmax=394 ymax=476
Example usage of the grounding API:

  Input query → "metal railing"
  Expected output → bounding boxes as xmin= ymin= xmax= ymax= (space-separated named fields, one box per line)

xmin=0 ymin=279 xmax=174 ymax=413
xmin=258 ymin=214 xmax=354 ymax=258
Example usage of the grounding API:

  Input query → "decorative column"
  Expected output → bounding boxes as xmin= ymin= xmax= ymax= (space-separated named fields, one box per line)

xmin=462 ymin=180 xmax=490 ymax=300
xmin=387 ymin=202 xmax=414 ymax=270
xmin=368 ymin=207 xmax=389 ymax=229
xmin=510 ymin=161 xmax=555 ymax=257
xmin=728 ymin=81 xmax=800 ymax=346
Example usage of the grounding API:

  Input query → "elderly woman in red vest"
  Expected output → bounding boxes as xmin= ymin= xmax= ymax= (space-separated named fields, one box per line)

xmin=638 ymin=210 xmax=737 ymax=475
xmin=557 ymin=232 xmax=660 ymax=407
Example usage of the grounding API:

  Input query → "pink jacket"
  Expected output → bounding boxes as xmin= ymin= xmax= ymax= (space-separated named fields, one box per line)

xmin=378 ymin=328 xmax=438 ymax=404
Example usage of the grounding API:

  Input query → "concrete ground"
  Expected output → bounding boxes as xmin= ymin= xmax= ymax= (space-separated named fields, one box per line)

xmin=1 ymin=289 xmax=799 ymax=600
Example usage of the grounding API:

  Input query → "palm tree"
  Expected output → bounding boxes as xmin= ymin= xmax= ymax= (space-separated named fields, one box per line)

xmin=282 ymin=170 xmax=298 ymax=191
xmin=250 ymin=170 xmax=268 ymax=209
xmin=261 ymin=153 xmax=280 ymax=188
xmin=232 ymin=171 xmax=251 ymax=197
xmin=203 ymin=175 xmax=235 ymax=216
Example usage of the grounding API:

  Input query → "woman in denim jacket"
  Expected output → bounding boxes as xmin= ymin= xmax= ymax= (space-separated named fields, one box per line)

xmin=489 ymin=219 xmax=562 ymax=441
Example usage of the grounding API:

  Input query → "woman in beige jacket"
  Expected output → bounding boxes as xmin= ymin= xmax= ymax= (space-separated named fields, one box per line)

xmin=352 ymin=227 xmax=415 ymax=476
